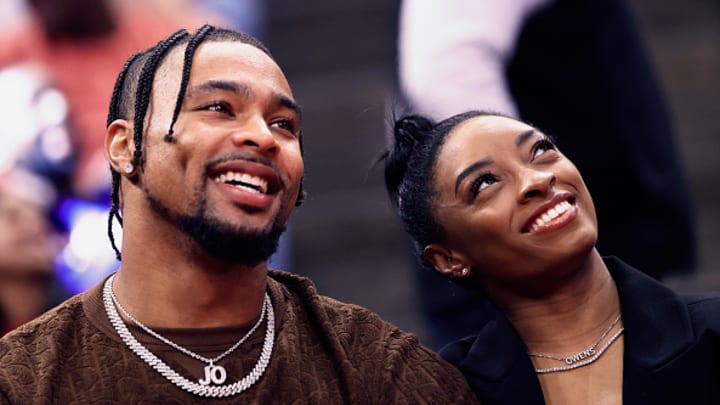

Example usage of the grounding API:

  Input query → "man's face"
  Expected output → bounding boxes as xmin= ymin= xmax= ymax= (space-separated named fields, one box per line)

xmin=138 ymin=40 xmax=304 ymax=265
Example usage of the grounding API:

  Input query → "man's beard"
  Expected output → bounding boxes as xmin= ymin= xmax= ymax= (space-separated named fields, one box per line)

xmin=146 ymin=192 xmax=286 ymax=266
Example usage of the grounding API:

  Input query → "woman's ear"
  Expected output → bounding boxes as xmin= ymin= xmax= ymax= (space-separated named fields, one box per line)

xmin=105 ymin=119 xmax=135 ymax=176
xmin=424 ymin=244 xmax=470 ymax=279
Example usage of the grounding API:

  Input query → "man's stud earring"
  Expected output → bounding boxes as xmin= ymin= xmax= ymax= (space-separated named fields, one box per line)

xmin=460 ymin=267 xmax=469 ymax=277
xmin=123 ymin=162 xmax=134 ymax=174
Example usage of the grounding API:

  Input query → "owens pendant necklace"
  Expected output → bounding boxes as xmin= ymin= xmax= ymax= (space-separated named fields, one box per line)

xmin=529 ymin=313 xmax=624 ymax=374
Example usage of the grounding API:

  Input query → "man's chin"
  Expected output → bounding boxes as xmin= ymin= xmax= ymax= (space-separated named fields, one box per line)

xmin=178 ymin=215 xmax=286 ymax=266
xmin=145 ymin=192 xmax=287 ymax=266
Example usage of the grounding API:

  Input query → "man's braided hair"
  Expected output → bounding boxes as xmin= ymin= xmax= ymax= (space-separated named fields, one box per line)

xmin=105 ymin=24 xmax=305 ymax=260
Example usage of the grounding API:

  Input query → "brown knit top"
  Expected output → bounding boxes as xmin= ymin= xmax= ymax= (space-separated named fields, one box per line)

xmin=0 ymin=270 xmax=479 ymax=404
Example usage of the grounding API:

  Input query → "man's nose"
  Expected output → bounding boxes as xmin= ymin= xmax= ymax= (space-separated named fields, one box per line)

xmin=230 ymin=116 xmax=278 ymax=156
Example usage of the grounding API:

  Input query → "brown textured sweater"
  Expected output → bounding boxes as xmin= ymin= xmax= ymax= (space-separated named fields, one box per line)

xmin=0 ymin=270 xmax=479 ymax=404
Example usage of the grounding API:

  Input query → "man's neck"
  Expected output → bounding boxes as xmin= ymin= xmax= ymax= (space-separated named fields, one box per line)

xmin=110 ymin=244 xmax=269 ymax=329
xmin=110 ymin=201 xmax=273 ymax=329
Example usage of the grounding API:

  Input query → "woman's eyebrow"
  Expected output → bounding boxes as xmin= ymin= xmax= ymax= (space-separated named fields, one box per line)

xmin=515 ymin=129 xmax=536 ymax=146
xmin=455 ymin=158 xmax=492 ymax=195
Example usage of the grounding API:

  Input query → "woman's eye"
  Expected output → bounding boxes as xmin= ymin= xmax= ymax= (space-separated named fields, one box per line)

xmin=532 ymin=138 xmax=557 ymax=159
xmin=470 ymin=173 xmax=498 ymax=197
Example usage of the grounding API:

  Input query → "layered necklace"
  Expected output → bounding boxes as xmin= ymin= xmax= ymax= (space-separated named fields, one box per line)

xmin=528 ymin=313 xmax=624 ymax=374
xmin=102 ymin=274 xmax=275 ymax=398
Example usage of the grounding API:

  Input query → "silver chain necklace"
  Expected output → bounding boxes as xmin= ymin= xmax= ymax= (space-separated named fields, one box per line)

xmin=529 ymin=313 xmax=624 ymax=374
xmin=103 ymin=274 xmax=275 ymax=397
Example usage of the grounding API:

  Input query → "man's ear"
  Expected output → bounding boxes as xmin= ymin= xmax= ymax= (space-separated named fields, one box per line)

xmin=423 ymin=244 xmax=469 ymax=279
xmin=105 ymin=119 xmax=135 ymax=175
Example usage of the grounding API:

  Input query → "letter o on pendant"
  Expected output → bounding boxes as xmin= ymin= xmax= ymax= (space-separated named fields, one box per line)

xmin=210 ymin=365 xmax=227 ymax=385
xmin=200 ymin=364 xmax=228 ymax=386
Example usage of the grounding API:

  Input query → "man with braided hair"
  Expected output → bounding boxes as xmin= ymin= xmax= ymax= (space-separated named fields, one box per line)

xmin=0 ymin=25 xmax=478 ymax=404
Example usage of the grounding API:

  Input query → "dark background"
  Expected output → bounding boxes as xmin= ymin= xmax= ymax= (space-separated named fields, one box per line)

xmin=264 ymin=0 xmax=720 ymax=343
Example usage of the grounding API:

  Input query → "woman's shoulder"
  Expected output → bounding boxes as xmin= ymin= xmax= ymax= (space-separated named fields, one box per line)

xmin=680 ymin=292 xmax=720 ymax=331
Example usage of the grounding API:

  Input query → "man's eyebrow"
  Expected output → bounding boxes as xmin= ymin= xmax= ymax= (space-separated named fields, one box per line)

xmin=455 ymin=158 xmax=492 ymax=195
xmin=515 ymin=129 xmax=536 ymax=146
xmin=186 ymin=80 xmax=252 ymax=98
xmin=186 ymin=80 xmax=301 ymax=118
xmin=276 ymin=94 xmax=302 ymax=120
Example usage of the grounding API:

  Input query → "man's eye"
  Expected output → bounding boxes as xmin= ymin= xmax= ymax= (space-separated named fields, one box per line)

xmin=203 ymin=101 xmax=232 ymax=114
xmin=270 ymin=119 xmax=298 ymax=135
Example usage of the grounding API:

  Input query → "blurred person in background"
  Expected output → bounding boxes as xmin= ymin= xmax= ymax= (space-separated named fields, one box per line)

xmin=398 ymin=0 xmax=697 ymax=349
xmin=0 ymin=63 xmax=73 ymax=335
xmin=0 ymin=0 xmax=218 ymax=200
xmin=0 ymin=168 xmax=65 ymax=336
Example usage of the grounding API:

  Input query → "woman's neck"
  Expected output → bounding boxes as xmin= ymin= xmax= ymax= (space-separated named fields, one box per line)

xmin=490 ymin=250 xmax=621 ymax=354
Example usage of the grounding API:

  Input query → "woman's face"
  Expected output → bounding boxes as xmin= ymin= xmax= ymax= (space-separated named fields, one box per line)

xmin=429 ymin=115 xmax=597 ymax=284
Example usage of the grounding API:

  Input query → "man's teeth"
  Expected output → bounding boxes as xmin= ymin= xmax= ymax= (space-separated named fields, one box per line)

xmin=214 ymin=171 xmax=268 ymax=194
xmin=529 ymin=200 xmax=572 ymax=233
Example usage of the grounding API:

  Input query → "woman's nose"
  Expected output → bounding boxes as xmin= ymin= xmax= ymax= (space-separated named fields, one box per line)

xmin=518 ymin=168 xmax=555 ymax=202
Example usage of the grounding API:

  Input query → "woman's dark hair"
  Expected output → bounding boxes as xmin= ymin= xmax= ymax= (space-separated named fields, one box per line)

xmin=381 ymin=110 xmax=495 ymax=274
xmin=105 ymin=24 xmax=305 ymax=260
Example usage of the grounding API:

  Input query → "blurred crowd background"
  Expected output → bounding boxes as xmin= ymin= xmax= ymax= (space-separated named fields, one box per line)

xmin=0 ymin=0 xmax=718 ymax=347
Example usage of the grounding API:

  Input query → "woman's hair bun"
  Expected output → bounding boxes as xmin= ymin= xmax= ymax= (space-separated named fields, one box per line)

xmin=383 ymin=115 xmax=435 ymax=205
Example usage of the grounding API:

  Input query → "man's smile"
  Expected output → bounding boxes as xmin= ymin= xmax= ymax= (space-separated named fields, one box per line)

xmin=213 ymin=171 xmax=269 ymax=194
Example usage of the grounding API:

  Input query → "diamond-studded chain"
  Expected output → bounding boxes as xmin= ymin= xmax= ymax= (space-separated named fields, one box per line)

xmin=108 ymin=279 xmax=267 ymax=365
xmin=103 ymin=275 xmax=275 ymax=398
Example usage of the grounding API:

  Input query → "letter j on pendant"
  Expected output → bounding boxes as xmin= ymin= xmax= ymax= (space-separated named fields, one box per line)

xmin=199 ymin=364 xmax=228 ymax=385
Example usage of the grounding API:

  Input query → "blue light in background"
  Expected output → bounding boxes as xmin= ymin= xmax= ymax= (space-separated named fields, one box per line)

xmin=54 ymin=197 xmax=119 ymax=294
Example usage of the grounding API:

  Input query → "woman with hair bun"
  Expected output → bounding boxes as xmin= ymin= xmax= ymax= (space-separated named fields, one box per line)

xmin=381 ymin=111 xmax=720 ymax=404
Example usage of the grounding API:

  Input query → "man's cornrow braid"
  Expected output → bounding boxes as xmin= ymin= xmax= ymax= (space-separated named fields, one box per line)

xmin=107 ymin=52 xmax=143 ymax=127
xmin=131 ymin=29 xmax=190 ymax=167
xmin=107 ymin=29 xmax=188 ymax=260
xmin=165 ymin=24 xmax=214 ymax=142
xmin=106 ymin=52 xmax=144 ymax=260
xmin=107 ymin=170 xmax=123 ymax=259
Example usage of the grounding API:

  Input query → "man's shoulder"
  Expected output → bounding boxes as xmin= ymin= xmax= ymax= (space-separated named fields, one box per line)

xmin=268 ymin=269 xmax=448 ymax=367
xmin=0 ymin=294 xmax=85 ymax=363
xmin=0 ymin=289 xmax=125 ymax=401
xmin=267 ymin=270 xmax=479 ymax=403
xmin=268 ymin=270 xmax=404 ymax=338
